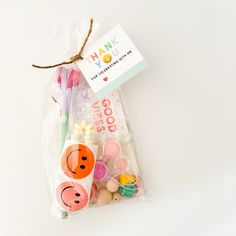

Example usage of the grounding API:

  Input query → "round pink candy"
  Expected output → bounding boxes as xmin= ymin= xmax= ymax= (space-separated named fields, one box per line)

xmin=103 ymin=140 xmax=120 ymax=159
xmin=116 ymin=158 xmax=128 ymax=170
xmin=93 ymin=161 xmax=108 ymax=180
xmin=56 ymin=181 xmax=88 ymax=212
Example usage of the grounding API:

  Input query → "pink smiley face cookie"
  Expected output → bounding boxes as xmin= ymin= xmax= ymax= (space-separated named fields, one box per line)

xmin=56 ymin=181 xmax=88 ymax=211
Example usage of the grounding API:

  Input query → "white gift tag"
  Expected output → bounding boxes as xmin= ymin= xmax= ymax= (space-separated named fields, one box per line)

xmin=77 ymin=25 xmax=147 ymax=98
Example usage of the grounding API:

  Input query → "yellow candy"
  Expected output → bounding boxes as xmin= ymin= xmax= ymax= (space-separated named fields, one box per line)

xmin=74 ymin=127 xmax=83 ymax=136
xmin=72 ymin=121 xmax=95 ymax=143
xmin=81 ymin=119 xmax=88 ymax=128
xmin=86 ymin=124 xmax=94 ymax=130
xmin=119 ymin=174 xmax=136 ymax=185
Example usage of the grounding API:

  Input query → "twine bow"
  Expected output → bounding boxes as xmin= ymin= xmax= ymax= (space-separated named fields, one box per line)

xmin=32 ymin=18 xmax=93 ymax=69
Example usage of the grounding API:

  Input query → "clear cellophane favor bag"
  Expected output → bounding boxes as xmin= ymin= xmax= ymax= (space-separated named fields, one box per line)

xmin=41 ymin=20 xmax=146 ymax=219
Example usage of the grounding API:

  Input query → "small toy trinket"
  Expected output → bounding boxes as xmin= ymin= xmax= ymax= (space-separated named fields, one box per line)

xmin=119 ymin=174 xmax=137 ymax=185
xmin=119 ymin=185 xmax=137 ymax=198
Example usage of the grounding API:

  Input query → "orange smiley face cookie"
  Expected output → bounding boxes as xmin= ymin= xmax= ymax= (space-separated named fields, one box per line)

xmin=61 ymin=144 xmax=95 ymax=179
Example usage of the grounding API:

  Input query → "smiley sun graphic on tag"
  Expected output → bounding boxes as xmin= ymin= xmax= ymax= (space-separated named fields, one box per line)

xmin=103 ymin=54 xmax=113 ymax=64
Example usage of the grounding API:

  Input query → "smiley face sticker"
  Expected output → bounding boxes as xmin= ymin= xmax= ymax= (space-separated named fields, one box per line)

xmin=61 ymin=144 xmax=95 ymax=179
xmin=56 ymin=181 xmax=88 ymax=211
xmin=103 ymin=54 xmax=112 ymax=64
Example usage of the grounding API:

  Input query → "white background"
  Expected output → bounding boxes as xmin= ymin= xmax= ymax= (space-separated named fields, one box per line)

xmin=0 ymin=0 xmax=235 ymax=235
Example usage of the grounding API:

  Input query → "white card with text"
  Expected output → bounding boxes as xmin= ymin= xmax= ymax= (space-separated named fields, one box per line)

xmin=77 ymin=25 xmax=147 ymax=98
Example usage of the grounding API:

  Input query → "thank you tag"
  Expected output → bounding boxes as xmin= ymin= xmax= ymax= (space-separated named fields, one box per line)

xmin=77 ymin=25 xmax=147 ymax=98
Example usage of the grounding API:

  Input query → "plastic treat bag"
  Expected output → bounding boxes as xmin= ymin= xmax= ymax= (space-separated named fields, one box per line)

xmin=40 ymin=19 xmax=146 ymax=219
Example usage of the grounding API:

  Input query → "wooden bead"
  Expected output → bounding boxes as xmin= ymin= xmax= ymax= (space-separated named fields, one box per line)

xmin=96 ymin=188 xmax=112 ymax=205
xmin=106 ymin=179 xmax=119 ymax=192
xmin=112 ymin=192 xmax=122 ymax=202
